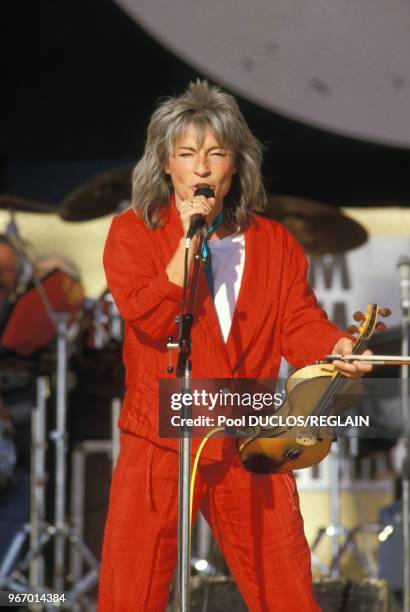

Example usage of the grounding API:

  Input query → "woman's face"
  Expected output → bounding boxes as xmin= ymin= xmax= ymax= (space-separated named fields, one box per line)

xmin=165 ymin=125 xmax=236 ymax=215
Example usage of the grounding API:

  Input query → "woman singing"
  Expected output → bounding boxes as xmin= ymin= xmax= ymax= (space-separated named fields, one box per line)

xmin=98 ymin=80 xmax=371 ymax=611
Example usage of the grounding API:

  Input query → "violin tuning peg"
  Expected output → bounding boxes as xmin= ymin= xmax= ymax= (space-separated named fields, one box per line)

xmin=353 ymin=311 xmax=365 ymax=322
xmin=379 ymin=308 xmax=392 ymax=317
xmin=347 ymin=324 xmax=359 ymax=334
xmin=376 ymin=322 xmax=386 ymax=332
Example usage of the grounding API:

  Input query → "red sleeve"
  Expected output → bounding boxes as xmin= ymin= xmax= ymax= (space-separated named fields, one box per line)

xmin=103 ymin=212 xmax=182 ymax=341
xmin=280 ymin=233 xmax=352 ymax=368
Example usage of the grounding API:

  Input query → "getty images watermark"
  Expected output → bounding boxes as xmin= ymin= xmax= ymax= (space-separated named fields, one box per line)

xmin=168 ymin=389 xmax=368 ymax=429
xmin=159 ymin=378 xmax=407 ymax=439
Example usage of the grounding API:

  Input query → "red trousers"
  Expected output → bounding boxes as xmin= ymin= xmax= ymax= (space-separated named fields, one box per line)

xmin=98 ymin=432 xmax=321 ymax=612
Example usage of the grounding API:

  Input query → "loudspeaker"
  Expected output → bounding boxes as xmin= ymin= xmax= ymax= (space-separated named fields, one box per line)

xmin=344 ymin=579 xmax=389 ymax=612
xmin=313 ymin=578 xmax=348 ymax=612
xmin=183 ymin=577 xmax=390 ymax=612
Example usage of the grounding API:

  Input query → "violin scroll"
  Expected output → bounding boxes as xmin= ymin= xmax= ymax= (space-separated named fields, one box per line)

xmin=346 ymin=304 xmax=390 ymax=341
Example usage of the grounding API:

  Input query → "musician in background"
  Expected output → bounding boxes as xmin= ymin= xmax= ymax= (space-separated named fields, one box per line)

xmin=0 ymin=232 xmax=82 ymax=471
xmin=0 ymin=235 xmax=22 ymax=329
xmin=98 ymin=81 xmax=372 ymax=611
xmin=0 ymin=234 xmax=30 ymax=478
xmin=0 ymin=235 xmax=20 ymax=297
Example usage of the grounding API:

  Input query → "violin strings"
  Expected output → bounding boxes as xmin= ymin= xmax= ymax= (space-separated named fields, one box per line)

xmin=307 ymin=316 xmax=375 ymax=437
xmin=314 ymin=332 xmax=369 ymax=417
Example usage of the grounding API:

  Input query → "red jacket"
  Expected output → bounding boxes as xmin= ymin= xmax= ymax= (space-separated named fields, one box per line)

xmin=103 ymin=196 xmax=346 ymax=460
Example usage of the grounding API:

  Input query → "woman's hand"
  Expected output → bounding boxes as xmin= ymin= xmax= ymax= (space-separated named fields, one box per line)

xmin=166 ymin=195 xmax=216 ymax=288
xmin=331 ymin=337 xmax=373 ymax=377
xmin=178 ymin=195 xmax=216 ymax=236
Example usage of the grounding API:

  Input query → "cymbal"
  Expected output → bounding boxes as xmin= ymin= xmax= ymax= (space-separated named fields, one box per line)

xmin=60 ymin=166 xmax=133 ymax=222
xmin=260 ymin=195 xmax=367 ymax=254
xmin=0 ymin=193 xmax=57 ymax=214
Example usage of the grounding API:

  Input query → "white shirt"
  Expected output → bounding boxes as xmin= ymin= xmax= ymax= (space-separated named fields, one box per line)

xmin=207 ymin=233 xmax=245 ymax=342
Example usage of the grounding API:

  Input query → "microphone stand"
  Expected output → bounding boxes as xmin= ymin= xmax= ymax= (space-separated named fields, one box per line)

xmin=174 ymin=229 xmax=206 ymax=612
xmin=398 ymin=257 xmax=410 ymax=612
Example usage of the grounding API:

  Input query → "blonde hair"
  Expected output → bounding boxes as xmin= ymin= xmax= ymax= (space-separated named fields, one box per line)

xmin=132 ymin=80 xmax=267 ymax=228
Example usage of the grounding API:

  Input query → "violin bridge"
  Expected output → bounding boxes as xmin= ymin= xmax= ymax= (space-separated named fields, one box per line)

xmin=320 ymin=364 xmax=336 ymax=374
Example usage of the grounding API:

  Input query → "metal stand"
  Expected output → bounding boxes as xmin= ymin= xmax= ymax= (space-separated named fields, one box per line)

xmin=330 ymin=442 xmax=341 ymax=576
xmin=111 ymin=398 xmax=121 ymax=471
xmin=398 ymin=256 xmax=410 ymax=611
xmin=311 ymin=443 xmax=344 ymax=576
xmin=0 ymin=378 xmax=48 ymax=587
xmin=52 ymin=315 xmax=100 ymax=600
xmin=196 ymin=514 xmax=212 ymax=563
xmin=168 ymin=232 xmax=207 ymax=611
xmin=30 ymin=377 xmax=48 ymax=589
xmin=53 ymin=314 xmax=69 ymax=591
xmin=0 ymin=318 xmax=99 ymax=606
xmin=178 ymin=367 xmax=192 ymax=612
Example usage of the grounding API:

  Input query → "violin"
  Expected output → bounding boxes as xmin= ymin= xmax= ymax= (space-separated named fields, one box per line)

xmin=238 ymin=304 xmax=391 ymax=474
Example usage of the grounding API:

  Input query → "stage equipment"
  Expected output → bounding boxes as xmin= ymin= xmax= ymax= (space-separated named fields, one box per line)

xmin=166 ymin=186 xmax=215 ymax=611
xmin=186 ymin=574 xmax=390 ymax=611
xmin=69 ymin=438 xmax=112 ymax=610
xmin=57 ymin=168 xmax=368 ymax=258
xmin=67 ymin=291 xmax=124 ymax=607
xmin=59 ymin=166 xmax=132 ymax=222
xmin=311 ymin=469 xmax=383 ymax=577
xmin=0 ymin=418 xmax=16 ymax=490
xmin=0 ymin=194 xmax=56 ymax=215
xmin=261 ymin=195 xmax=367 ymax=254
xmin=85 ymin=291 xmax=123 ymax=350
xmin=314 ymin=578 xmax=389 ymax=612
xmin=0 ymin=216 xmax=98 ymax=605
xmin=0 ymin=327 xmax=99 ymax=604
xmin=0 ymin=469 xmax=30 ymax=577
xmin=398 ymin=255 xmax=410 ymax=612
xmin=379 ymin=499 xmax=403 ymax=594
xmin=0 ymin=270 xmax=84 ymax=357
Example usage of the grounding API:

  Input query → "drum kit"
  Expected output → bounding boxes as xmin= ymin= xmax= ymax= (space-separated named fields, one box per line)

xmin=0 ymin=169 xmax=405 ymax=608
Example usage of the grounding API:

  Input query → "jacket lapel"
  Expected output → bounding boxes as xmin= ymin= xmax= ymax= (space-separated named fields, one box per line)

xmin=225 ymin=218 xmax=269 ymax=374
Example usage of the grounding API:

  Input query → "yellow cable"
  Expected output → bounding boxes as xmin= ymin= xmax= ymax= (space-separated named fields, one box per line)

xmin=189 ymin=427 xmax=225 ymax=548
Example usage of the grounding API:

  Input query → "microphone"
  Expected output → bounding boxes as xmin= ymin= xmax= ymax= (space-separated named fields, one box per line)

xmin=186 ymin=185 xmax=215 ymax=239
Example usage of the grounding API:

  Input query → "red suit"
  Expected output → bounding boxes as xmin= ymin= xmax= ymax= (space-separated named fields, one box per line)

xmin=98 ymin=196 xmax=346 ymax=611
